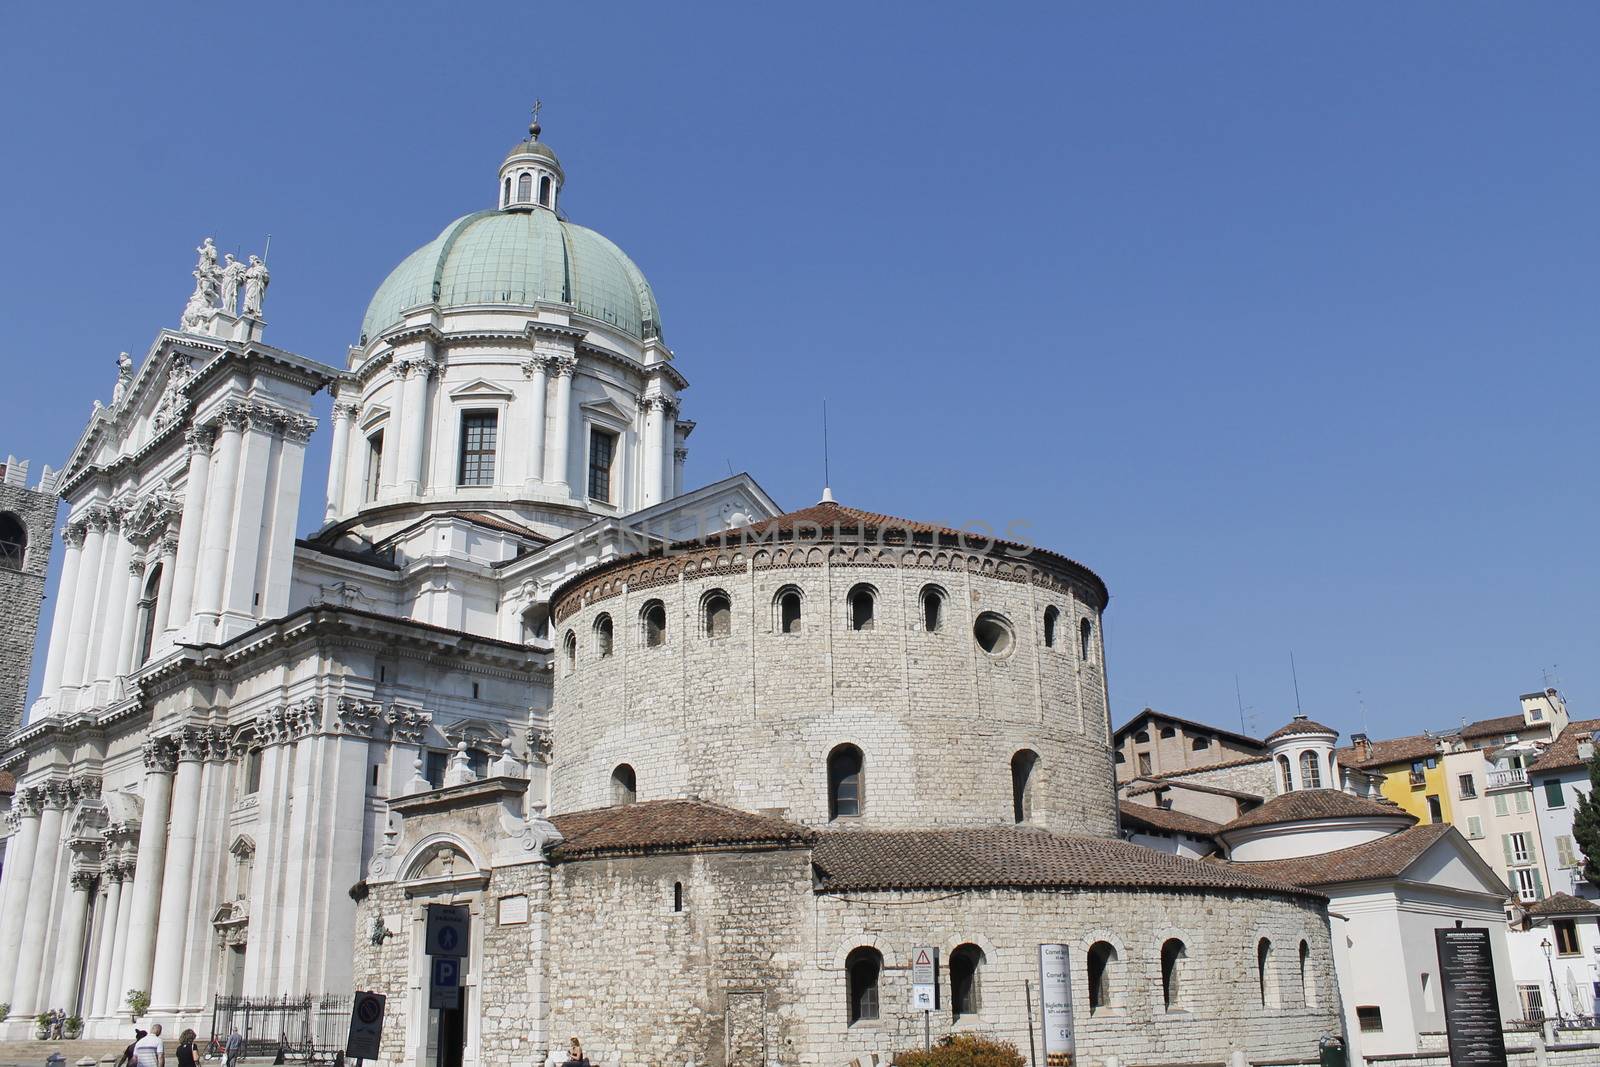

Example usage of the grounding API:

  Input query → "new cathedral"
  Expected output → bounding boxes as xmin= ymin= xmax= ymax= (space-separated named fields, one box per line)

xmin=0 ymin=118 xmax=1345 ymax=1067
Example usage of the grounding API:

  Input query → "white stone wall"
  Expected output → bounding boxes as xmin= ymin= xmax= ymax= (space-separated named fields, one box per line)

xmin=550 ymin=542 xmax=1116 ymax=834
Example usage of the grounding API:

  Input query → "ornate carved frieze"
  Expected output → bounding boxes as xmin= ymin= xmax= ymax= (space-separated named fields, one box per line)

xmin=384 ymin=705 xmax=432 ymax=745
xmin=337 ymin=695 xmax=385 ymax=738
xmin=122 ymin=486 xmax=181 ymax=547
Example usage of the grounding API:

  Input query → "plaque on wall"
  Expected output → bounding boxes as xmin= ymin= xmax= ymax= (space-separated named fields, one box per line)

xmin=1434 ymin=927 xmax=1508 ymax=1067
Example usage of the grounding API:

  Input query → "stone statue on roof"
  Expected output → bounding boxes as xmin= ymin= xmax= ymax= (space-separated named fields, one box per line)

xmin=243 ymin=254 xmax=270 ymax=318
xmin=112 ymin=351 xmax=134 ymax=406
xmin=181 ymin=236 xmax=222 ymax=329
xmin=219 ymin=254 xmax=247 ymax=315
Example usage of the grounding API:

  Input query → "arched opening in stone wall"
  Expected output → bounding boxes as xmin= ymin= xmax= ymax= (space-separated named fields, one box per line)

xmin=1043 ymin=605 xmax=1059 ymax=648
xmin=1079 ymin=617 xmax=1094 ymax=661
xmin=517 ymin=172 xmax=532 ymax=203
xmin=610 ymin=763 xmax=637 ymax=806
xmin=949 ymin=943 xmax=984 ymax=1019
xmin=703 ymin=590 xmax=732 ymax=638
xmin=1010 ymin=749 xmax=1038 ymax=824
xmin=974 ymin=612 xmax=1014 ymax=657
xmin=920 ymin=585 xmax=945 ymax=633
xmin=847 ymin=584 xmax=875 ymax=631
xmin=563 ymin=630 xmax=577 ymax=674
xmin=827 ymin=744 xmax=864 ymax=820
xmin=1257 ymin=938 xmax=1276 ymax=1007
xmin=0 ymin=512 xmax=25 ymax=570
xmin=1298 ymin=750 xmax=1322 ymax=789
xmin=594 ymin=613 xmax=614 ymax=658
xmin=521 ymin=603 xmax=551 ymax=643
xmin=1086 ymin=941 xmax=1117 ymax=1014
xmin=1160 ymin=938 xmax=1187 ymax=1012
xmin=775 ymin=587 xmax=803 ymax=634
xmin=136 ymin=563 xmax=163 ymax=666
xmin=845 ymin=947 xmax=881 ymax=1024
xmin=641 ymin=599 xmax=667 ymax=647
xmin=1299 ymin=939 xmax=1315 ymax=1006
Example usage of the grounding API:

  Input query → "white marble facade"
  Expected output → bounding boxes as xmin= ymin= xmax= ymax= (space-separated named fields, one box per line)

xmin=0 ymin=128 xmax=775 ymax=1039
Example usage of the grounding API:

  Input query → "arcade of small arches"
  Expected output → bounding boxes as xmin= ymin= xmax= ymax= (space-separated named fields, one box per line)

xmin=558 ymin=583 xmax=1097 ymax=673
xmin=842 ymin=932 xmax=1320 ymax=1026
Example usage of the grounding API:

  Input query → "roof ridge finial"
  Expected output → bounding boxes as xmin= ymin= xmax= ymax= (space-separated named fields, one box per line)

xmin=529 ymin=99 xmax=543 ymax=141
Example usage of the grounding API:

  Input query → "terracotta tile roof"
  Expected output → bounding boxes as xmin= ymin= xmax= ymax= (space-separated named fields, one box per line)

xmin=1142 ymin=756 xmax=1273 ymax=782
xmin=811 ymin=826 xmax=1321 ymax=899
xmin=1336 ymin=733 xmax=1445 ymax=770
xmin=1528 ymin=719 xmax=1600 ymax=775
xmin=1229 ymin=823 xmax=1458 ymax=888
xmin=549 ymin=799 xmax=815 ymax=859
xmin=445 ymin=510 xmax=548 ymax=540
xmin=1219 ymin=789 xmax=1416 ymax=834
xmin=1461 ymin=713 xmax=1528 ymax=740
xmin=0 ymin=770 xmax=13 ymax=795
xmin=1112 ymin=709 xmax=1266 ymax=752
xmin=1119 ymin=802 xmax=1223 ymax=838
xmin=685 ymin=500 xmax=1109 ymax=603
xmin=1265 ymin=716 xmax=1340 ymax=743
xmin=1122 ymin=777 xmax=1264 ymax=803
xmin=1527 ymin=892 xmax=1600 ymax=917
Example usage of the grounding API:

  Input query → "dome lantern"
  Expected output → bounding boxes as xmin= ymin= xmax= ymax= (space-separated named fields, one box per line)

xmin=498 ymin=101 xmax=564 ymax=213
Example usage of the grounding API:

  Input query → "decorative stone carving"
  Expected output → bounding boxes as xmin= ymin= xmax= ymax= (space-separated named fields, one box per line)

xmin=219 ymin=254 xmax=247 ymax=315
xmin=385 ymin=705 xmax=432 ymax=745
xmin=112 ymin=351 xmax=134 ymax=407
xmin=68 ymin=774 xmax=102 ymax=802
xmin=43 ymin=779 xmax=73 ymax=810
xmin=181 ymin=237 xmax=222 ymax=329
xmin=154 ymin=355 xmax=197 ymax=432
xmin=315 ymin=581 xmax=376 ymax=609
xmin=442 ymin=742 xmax=477 ymax=788
xmin=12 ymin=785 xmax=45 ymax=818
xmin=70 ymin=869 xmax=98 ymax=893
xmin=243 ymin=255 xmax=270 ymax=317
xmin=526 ymin=726 xmax=554 ymax=765
xmin=175 ymin=726 xmax=210 ymax=763
xmin=142 ymin=736 xmax=179 ymax=774
xmin=123 ymin=486 xmax=180 ymax=546
xmin=337 ymin=696 xmax=385 ymax=737
xmin=62 ymin=522 xmax=88 ymax=549
xmin=551 ymin=354 xmax=578 ymax=378
xmin=183 ymin=422 xmax=215 ymax=458
xmin=207 ymin=727 xmax=232 ymax=762
xmin=367 ymin=822 xmax=402 ymax=880
xmin=521 ymin=354 xmax=553 ymax=378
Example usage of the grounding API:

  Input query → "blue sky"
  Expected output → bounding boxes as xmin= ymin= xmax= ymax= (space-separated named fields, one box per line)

xmin=3 ymin=3 xmax=1596 ymax=740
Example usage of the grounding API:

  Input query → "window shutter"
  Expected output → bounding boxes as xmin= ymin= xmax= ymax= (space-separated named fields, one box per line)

xmin=1558 ymin=836 xmax=1576 ymax=869
xmin=1502 ymin=835 xmax=1515 ymax=867
xmin=1531 ymin=866 xmax=1545 ymax=899
xmin=1495 ymin=795 xmax=1509 ymax=817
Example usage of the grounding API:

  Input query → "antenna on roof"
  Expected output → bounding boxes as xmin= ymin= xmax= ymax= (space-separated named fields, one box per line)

xmin=1357 ymin=689 xmax=1369 ymax=736
xmin=1290 ymin=651 xmax=1303 ymax=717
xmin=1234 ymin=673 xmax=1247 ymax=735
xmin=263 ymin=234 xmax=272 ymax=264
xmin=820 ymin=397 xmax=835 ymax=504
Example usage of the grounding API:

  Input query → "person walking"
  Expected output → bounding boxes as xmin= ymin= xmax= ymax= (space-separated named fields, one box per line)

xmin=133 ymin=1022 xmax=166 ymax=1067
xmin=224 ymin=1026 xmax=243 ymax=1067
xmin=175 ymin=1029 xmax=198 ymax=1067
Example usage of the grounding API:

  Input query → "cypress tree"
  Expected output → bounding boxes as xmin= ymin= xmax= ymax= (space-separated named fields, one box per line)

xmin=1571 ymin=743 xmax=1600 ymax=892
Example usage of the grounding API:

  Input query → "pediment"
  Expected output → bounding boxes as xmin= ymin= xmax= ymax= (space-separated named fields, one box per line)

xmin=447 ymin=378 xmax=516 ymax=402
xmin=579 ymin=396 xmax=633 ymax=424
xmin=441 ymin=716 xmax=509 ymax=746
xmin=360 ymin=404 xmax=391 ymax=431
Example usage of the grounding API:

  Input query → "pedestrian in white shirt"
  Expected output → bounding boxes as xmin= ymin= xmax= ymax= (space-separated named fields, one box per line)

xmin=133 ymin=1023 xmax=165 ymax=1067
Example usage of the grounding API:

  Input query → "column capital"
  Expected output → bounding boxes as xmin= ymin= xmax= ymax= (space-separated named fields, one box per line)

xmin=68 ymin=773 xmax=102 ymax=803
xmin=527 ymin=725 xmax=554 ymax=765
xmin=205 ymin=726 xmax=232 ymax=762
xmin=337 ymin=695 xmax=386 ymax=737
xmin=331 ymin=400 xmax=361 ymax=423
xmin=63 ymin=521 xmax=89 ymax=548
xmin=70 ymin=869 xmax=98 ymax=893
xmin=184 ymin=424 xmax=216 ymax=457
xmin=385 ymin=704 xmax=432 ymax=745
xmin=12 ymin=785 xmax=46 ymax=818
xmin=394 ymin=355 xmax=441 ymax=381
xmin=551 ymin=354 xmax=579 ymax=378
xmin=674 ymin=447 xmax=689 ymax=462
xmin=521 ymin=354 xmax=553 ymax=378
xmin=84 ymin=504 xmax=116 ymax=531
xmin=142 ymin=736 xmax=179 ymax=774
xmin=159 ymin=532 xmax=181 ymax=558
xmin=175 ymin=726 xmax=210 ymax=763
xmin=43 ymin=779 xmax=73 ymax=810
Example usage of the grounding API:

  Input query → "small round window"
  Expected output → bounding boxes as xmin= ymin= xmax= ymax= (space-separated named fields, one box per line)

xmin=973 ymin=612 xmax=1015 ymax=657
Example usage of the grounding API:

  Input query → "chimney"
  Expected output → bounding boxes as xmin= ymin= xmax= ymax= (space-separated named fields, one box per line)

xmin=1351 ymin=732 xmax=1372 ymax=761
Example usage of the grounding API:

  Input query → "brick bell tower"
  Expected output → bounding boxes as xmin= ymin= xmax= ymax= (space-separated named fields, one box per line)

xmin=0 ymin=455 xmax=60 ymax=740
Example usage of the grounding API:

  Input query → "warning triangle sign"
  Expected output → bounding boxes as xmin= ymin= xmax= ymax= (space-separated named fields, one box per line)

xmin=915 ymin=949 xmax=931 ymax=966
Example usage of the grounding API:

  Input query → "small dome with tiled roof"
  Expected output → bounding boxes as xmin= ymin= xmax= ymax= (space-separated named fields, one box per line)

xmin=1220 ymin=788 xmax=1415 ymax=834
xmin=1265 ymin=715 xmax=1340 ymax=743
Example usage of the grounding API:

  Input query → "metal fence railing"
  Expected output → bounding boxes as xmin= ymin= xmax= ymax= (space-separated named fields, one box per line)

xmin=208 ymin=994 xmax=353 ymax=1062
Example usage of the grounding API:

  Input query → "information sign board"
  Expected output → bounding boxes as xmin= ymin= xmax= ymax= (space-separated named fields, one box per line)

xmin=911 ymin=946 xmax=938 ymax=1010
xmin=430 ymin=956 xmax=461 ymax=1009
xmin=346 ymin=991 xmax=385 ymax=1061
xmin=1038 ymin=944 xmax=1076 ymax=1067
xmin=1435 ymin=928 xmax=1508 ymax=1067
xmin=426 ymin=904 xmax=471 ymax=958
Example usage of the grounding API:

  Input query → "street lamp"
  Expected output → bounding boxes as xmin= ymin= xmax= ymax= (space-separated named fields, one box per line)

xmin=1541 ymin=937 xmax=1564 ymax=1025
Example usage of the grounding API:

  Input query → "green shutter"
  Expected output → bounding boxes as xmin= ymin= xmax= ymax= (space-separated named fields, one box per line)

xmin=1531 ymin=867 xmax=1545 ymax=899
xmin=1545 ymin=779 xmax=1566 ymax=809
xmin=1495 ymin=795 xmax=1509 ymax=817
xmin=1502 ymin=835 xmax=1515 ymax=867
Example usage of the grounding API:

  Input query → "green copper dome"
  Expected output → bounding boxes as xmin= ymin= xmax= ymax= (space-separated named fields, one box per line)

xmin=360 ymin=209 xmax=662 ymax=344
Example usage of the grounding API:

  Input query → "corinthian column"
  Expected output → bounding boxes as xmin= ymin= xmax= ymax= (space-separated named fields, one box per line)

xmin=673 ymin=446 xmax=688 ymax=498
xmin=166 ymin=426 xmax=214 ymax=633
xmin=150 ymin=535 xmax=179 ymax=638
xmin=547 ymin=355 xmax=576 ymax=493
xmin=90 ymin=864 xmax=127 ymax=1018
xmin=91 ymin=519 xmax=139 ymax=684
xmin=195 ymin=409 xmax=245 ymax=630
xmin=150 ymin=730 xmax=206 ymax=1011
xmin=104 ymin=859 xmax=136 ymax=1018
xmin=325 ymin=400 xmax=357 ymax=522
xmin=522 ymin=356 xmax=550 ymax=488
xmin=660 ymin=397 xmax=678 ymax=502
xmin=61 ymin=509 xmax=109 ymax=689
xmin=112 ymin=557 xmax=148 ymax=680
xmin=0 ymin=788 xmax=45 ymax=1005
xmin=640 ymin=395 xmax=663 ymax=508
xmin=119 ymin=738 xmax=177 ymax=1012
xmin=49 ymin=869 xmax=98 ymax=1010
xmin=397 ymin=356 xmax=436 ymax=496
xmin=11 ymin=781 xmax=71 ymax=1014
xmin=39 ymin=522 xmax=87 ymax=699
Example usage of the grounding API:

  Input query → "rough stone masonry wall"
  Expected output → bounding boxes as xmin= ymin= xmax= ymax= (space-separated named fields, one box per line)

xmin=546 ymin=848 xmax=815 ymax=1067
xmin=809 ymin=885 xmax=1342 ymax=1066
xmin=551 ymin=543 xmax=1117 ymax=836
xmin=0 ymin=477 xmax=56 ymax=738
